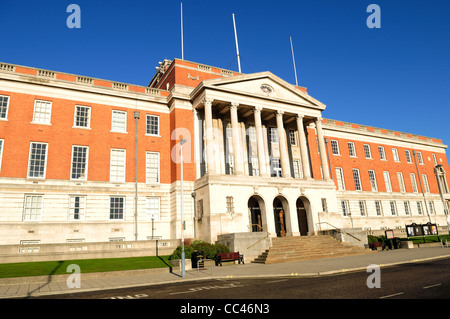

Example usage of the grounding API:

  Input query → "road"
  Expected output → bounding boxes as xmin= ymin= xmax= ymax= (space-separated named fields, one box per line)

xmin=30 ymin=257 xmax=450 ymax=300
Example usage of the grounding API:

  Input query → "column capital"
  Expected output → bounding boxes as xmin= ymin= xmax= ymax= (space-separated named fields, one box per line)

xmin=229 ymin=101 xmax=239 ymax=110
xmin=202 ymin=97 xmax=214 ymax=105
xmin=315 ymin=116 xmax=323 ymax=123
xmin=276 ymin=110 xmax=285 ymax=116
xmin=295 ymin=114 xmax=304 ymax=120
xmin=253 ymin=105 xmax=263 ymax=113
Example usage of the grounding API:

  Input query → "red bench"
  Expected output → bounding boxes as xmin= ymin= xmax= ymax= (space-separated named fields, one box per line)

xmin=215 ymin=252 xmax=244 ymax=266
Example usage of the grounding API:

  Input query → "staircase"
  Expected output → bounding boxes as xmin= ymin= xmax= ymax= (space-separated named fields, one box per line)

xmin=252 ymin=235 xmax=374 ymax=264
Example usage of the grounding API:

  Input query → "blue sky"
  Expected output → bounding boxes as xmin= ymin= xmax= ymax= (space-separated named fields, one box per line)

xmin=1 ymin=0 xmax=449 ymax=144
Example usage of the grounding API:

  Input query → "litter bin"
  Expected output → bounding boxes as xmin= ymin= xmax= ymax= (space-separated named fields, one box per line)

xmin=191 ymin=250 xmax=204 ymax=268
xmin=393 ymin=237 xmax=401 ymax=249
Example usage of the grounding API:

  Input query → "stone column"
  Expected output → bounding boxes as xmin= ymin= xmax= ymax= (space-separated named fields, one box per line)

xmin=253 ymin=106 xmax=268 ymax=176
xmin=315 ymin=117 xmax=330 ymax=180
xmin=276 ymin=110 xmax=291 ymax=178
xmin=296 ymin=114 xmax=311 ymax=179
xmin=230 ymin=102 xmax=244 ymax=175
xmin=203 ymin=97 xmax=215 ymax=174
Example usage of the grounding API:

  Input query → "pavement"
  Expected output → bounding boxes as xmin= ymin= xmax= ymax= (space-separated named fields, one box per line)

xmin=2 ymin=245 xmax=450 ymax=299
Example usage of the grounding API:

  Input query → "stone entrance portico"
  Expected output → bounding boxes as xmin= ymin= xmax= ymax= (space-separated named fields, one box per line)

xmin=189 ymin=71 xmax=339 ymax=242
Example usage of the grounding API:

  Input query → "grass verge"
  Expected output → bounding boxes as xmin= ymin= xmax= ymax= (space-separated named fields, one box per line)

xmin=0 ymin=255 xmax=171 ymax=279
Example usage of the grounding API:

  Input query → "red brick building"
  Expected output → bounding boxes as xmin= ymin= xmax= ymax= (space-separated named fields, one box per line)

xmin=0 ymin=59 xmax=448 ymax=248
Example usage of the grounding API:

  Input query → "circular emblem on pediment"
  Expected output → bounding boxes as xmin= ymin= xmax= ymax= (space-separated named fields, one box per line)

xmin=260 ymin=84 xmax=273 ymax=95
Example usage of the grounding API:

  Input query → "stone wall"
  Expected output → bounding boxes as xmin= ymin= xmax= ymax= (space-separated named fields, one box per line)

xmin=0 ymin=239 xmax=180 ymax=264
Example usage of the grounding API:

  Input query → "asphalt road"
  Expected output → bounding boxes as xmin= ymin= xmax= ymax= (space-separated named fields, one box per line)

xmin=32 ymin=257 xmax=450 ymax=300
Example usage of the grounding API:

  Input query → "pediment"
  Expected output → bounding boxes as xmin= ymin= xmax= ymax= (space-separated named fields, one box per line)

xmin=200 ymin=72 xmax=325 ymax=110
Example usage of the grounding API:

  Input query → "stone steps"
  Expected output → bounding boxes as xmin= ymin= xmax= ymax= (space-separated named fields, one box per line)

xmin=251 ymin=235 xmax=373 ymax=264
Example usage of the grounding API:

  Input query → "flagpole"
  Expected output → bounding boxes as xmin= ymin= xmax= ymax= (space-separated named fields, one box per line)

xmin=232 ymin=13 xmax=241 ymax=73
xmin=290 ymin=36 xmax=298 ymax=86
xmin=181 ymin=2 xmax=184 ymax=60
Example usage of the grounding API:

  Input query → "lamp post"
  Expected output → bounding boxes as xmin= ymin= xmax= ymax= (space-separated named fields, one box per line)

xmin=180 ymin=138 xmax=187 ymax=278
xmin=435 ymin=164 xmax=450 ymax=235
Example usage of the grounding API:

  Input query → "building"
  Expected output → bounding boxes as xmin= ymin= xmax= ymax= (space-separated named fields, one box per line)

xmin=0 ymin=59 xmax=449 ymax=247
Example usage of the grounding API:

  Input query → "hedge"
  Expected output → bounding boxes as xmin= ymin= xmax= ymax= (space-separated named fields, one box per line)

xmin=168 ymin=240 xmax=230 ymax=260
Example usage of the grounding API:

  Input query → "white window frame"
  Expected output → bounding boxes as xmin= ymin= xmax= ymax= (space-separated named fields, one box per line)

xmin=392 ymin=148 xmax=400 ymax=162
xmin=429 ymin=201 xmax=435 ymax=214
xmin=226 ymin=122 xmax=232 ymax=139
xmin=359 ymin=200 xmax=367 ymax=216
xmin=422 ymin=174 xmax=430 ymax=193
xmin=432 ymin=154 xmax=437 ymax=166
xmin=146 ymin=197 xmax=160 ymax=221
xmin=410 ymin=173 xmax=418 ymax=193
xmin=73 ymin=105 xmax=91 ymax=129
xmin=111 ymin=110 xmax=127 ymax=133
xmin=363 ymin=144 xmax=372 ymax=159
xmin=293 ymin=160 xmax=302 ymax=179
xmin=248 ymin=126 xmax=256 ymax=142
xmin=352 ymin=168 xmax=362 ymax=191
xmin=271 ymin=157 xmax=282 ymax=177
xmin=252 ymin=156 xmax=260 ymax=177
xmin=341 ymin=200 xmax=350 ymax=217
xmin=397 ymin=172 xmax=406 ymax=193
xmin=32 ymin=100 xmax=52 ymax=125
xmin=228 ymin=153 xmax=234 ymax=174
xmin=71 ymin=145 xmax=89 ymax=180
xmin=416 ymin=151 xmax=424 ymax=164
xmin=348 ymin=142 xmax=356 ymax=157
xmin=331 ymin=140 xmax=340 ymax=155
xmin=146 ymin=151 xmax=160 ymax=184
xmin=389 ymin=201 xmax=397 ymax=216
xmin=383 ymin=171 xmax=392 ymax=192
xmin=269 ymin=127 xmax=279 ymax=143
xmin=405 ymin=150 xmax=412 ymax=163
xmin=0 ymin=95 xmax=10 ymax=120
xmin=335 ymin=167 xmax=345 ymax=190
xmin=416 ymin=201 xmax=423 ymax=215
xmin=68 ymin=195 xmax=86 ymax=221
xmin=27 ymin=142 xmax=48 ymax=179
xmin=110 ymin=148 xmax=126 ymax=183
xmin=146 ymin=114 xmax=160 ymax=136
xmin=378 ymin=146 xmax=386 ymax=160
xmin=109 ymin=196 xmax=125 ymax=220
xmin=23 ymin=194 xmax=43 ymax=221
xmin=289 ymin=130 xmax=296 ymax=145
xmin=375 ymin=200 xmax=383 ymax=216
xmin=404 ymin=201 xmax=411 ymax=216
xmin=368 ymin=170 xmax=378 ymax=192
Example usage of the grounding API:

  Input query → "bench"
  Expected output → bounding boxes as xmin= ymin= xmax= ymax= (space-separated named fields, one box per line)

xmin=215 ymin=252 xmax=244 ymax=266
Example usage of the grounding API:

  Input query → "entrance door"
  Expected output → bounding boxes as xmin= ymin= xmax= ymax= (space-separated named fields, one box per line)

xmin=248 ymin=197 xmax=262 ymax=232
xmin=297 ymin=198 xmax=309 ymax=236
xmin=273 ymin=198 xmax=286 ymax=237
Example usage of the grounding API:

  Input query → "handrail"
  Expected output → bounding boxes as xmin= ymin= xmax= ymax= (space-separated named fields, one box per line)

xmin=247 ymin=224 xmax=271 ymax=249
xmin=315 ymin=222 xmax=361 ymax=242
xmin=248 ymin=224 xmax=263 ymax=232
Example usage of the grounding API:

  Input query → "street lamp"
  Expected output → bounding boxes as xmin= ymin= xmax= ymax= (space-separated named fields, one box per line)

xmin=180 ymin=138 xmax=187 ymax=278
xmin=435 ymin=164 xmax=450 ymax=235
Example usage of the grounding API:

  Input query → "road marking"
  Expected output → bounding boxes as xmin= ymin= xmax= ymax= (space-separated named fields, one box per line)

xmin=169 ymin=283 xmax=244 ymax=295
xmin=266 ymin=279 xmax=288 ymax=284
xmin=423 ymin=283 xmax=442 ymax=289
xmin=379 ymin=292 xmax=404 ymax=299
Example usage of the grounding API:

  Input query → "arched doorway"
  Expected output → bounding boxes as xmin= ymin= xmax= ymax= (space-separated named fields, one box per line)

xmin=248 ymin=196 xmax=262 ymax=232
xmin=273 ymin=197 xmax=288 ymax=237
xmin=296 ymin=197 xmax=310 ymax=236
